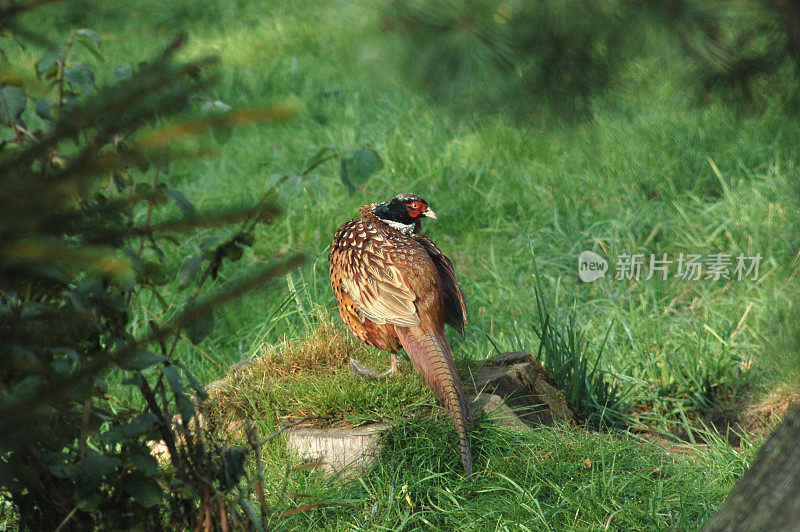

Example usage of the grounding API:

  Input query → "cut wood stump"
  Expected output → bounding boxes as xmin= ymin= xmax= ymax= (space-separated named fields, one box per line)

xmin=284 ymin=424 xmax=391 ymax=475
xmin=467 ymin=351 xmax=578 ymax=426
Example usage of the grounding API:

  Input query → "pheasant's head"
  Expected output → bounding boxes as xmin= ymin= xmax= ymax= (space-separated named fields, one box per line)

xmin=372 ymin=193 xmax=437 ymax=234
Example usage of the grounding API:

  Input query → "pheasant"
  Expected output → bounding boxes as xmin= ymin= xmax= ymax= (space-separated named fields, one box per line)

xmin=329 ymin=193 xmax=472 ymax=477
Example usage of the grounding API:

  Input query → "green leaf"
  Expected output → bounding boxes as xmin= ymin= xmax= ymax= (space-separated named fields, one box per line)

xmin=177 ymin=362 xmax=208 ymax=400
xmin=177 ymin=255 xmax=204 ymax=289
xmin=10 ymin=346 xmax=37 ymax=367
xmin=100 ymin=413 xmax=159 ymax=443
xmin=75 ymin=491 xmax=101 ymax=512
xmin=115 ymin=350 xmax=167 ymax=371
xmin=123 ymin=474 xmax=162 ymax=508
xmin=65 ymin=450 xmax=121 ymax=490
xmin=10 ymin=375 xmax=40 ymax=400
xmin=112 ymin=171 xmax=127 ymax=192
xmin=200 ymin=230 xmax=236 ymax=260
xmin=55 ymin=347 xmax=80 ymax=364
xmin=162 ymin=365 xmax=184 ymax=395
xmin=0 ymin=86 xmax=26 ymax=126
xmin=165 ymin=187 xmax=196 ymax=219
xmin=75 ymin=28 xmax=102 ymax=47
xmin=51 ymin=358 xmax=71 ymax=375
xmin=197 ymin=230 xmax=251 ymax=268
xmin=35 ymin=99 xmax=52 ymax=120
xmin=339 ymin=159 xmax=354 ymax=194
xmin=35 ymin=48 xmax=60 ymax=77
xmin=119 ymin=413 xmax=159 ymax=438
xmin=129 ymin=452 xmax=160 ymax=477
xmin=344 ymin=147 xmax=383 ymax=182
xmin=184 ymin=296 xmax=214 ymax=345
xmin=218 ymin=446 xmax=246 ymax=490
xmin=340 ymin=147 xmax=383 ymax=192
xmin=74 ymin=29 xmax=104 ymax=61
xmin=163 ymin=365 xmax=195 ymax=423
xmin=64 ymin=62 xmax=96 ymax=94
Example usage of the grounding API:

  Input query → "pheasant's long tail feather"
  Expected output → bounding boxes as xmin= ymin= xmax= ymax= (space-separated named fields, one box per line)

xmin=396 ymin=326 xmax=472 ymax=477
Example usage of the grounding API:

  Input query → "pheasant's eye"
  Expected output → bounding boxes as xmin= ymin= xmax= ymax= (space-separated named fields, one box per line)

xmin=406 ymin=201 xmax=424 ymax=217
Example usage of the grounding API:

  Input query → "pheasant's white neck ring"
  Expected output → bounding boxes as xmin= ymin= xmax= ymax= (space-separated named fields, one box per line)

xmin=380 ymin=218 xmax=415 ymax=235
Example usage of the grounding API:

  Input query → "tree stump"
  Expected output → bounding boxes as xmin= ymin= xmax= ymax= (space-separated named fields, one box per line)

xmin=180 ymin=351 xmax=576 ymax=476
xmin=284 ymin=424 xmax=391 ymax=475
xmin=467 ymin=351 xmax=577 ymax=426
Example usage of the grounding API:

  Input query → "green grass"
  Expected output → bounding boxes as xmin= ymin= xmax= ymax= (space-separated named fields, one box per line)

xmin=270 ymin=422 xmax=756 ymax=530
xmin=9 ymin=0 xmax=800 ymax=528
xmin=202 ymin=315 xmax=762 ymax=530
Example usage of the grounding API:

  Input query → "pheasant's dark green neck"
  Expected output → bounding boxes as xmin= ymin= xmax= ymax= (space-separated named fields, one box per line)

xmin=372 ymin=202 xmax=418 ymax=234
xmin=372 ymin=201 xmax=393 ymax=221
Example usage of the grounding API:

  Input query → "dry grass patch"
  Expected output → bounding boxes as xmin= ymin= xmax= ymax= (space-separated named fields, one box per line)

xmin=738 ymin=387 xmax=800 ymax=438
xmin=248 ymin=314 xmax=370 ymax=378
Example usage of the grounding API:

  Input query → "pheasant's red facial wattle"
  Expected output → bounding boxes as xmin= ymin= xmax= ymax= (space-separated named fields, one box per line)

xmin=405 ymin=201 xmax=425 ymax=218
xmin=372 ymin=194 xmax=436 ymax=228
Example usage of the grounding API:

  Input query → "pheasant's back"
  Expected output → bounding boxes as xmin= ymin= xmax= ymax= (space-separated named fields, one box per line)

xmin=329 ymin=215 xmax=445 ymax=329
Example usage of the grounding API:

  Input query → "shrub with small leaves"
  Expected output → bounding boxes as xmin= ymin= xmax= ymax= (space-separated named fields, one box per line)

xmin=0 ymin=4 xmax=301 ymax=529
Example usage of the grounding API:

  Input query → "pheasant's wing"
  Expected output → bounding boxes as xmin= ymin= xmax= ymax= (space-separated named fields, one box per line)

xmin=332 ymin=221 xmax=422 ymax=328
xmin=414 ymin=234 xmax=467 ymax=337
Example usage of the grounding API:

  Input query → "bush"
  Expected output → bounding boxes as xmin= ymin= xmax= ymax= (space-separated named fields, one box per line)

xmin=0 ymin=6 xmax=301 ymax=529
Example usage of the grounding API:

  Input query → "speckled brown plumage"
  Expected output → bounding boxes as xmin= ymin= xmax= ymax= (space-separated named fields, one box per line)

xmin=329 ymin=195 xmax=472 ymax=477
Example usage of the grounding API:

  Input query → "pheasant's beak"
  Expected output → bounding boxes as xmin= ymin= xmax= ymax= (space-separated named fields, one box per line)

xmin=423 ymin=208 xmax=438 ymax=221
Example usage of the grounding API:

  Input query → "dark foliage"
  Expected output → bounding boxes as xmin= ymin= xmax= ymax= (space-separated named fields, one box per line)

xmin=381 ymin=0 xmax=800 ymax=114
xmin=382 ymin=0 xmax=630 ymax=116
xmin=660 ymin=0 xmax=796 ymax=107
xmin=0 ymin=5 xmax=300 ymax=529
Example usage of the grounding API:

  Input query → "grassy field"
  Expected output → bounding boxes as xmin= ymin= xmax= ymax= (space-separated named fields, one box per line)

xmin=15 ymin=0 xmax=800 ymax=528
